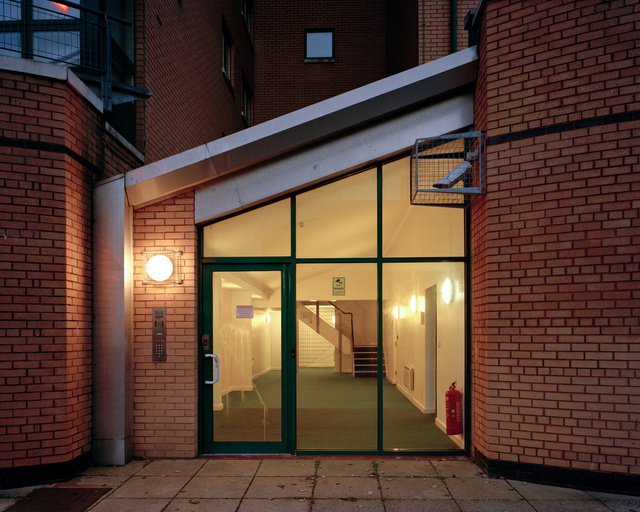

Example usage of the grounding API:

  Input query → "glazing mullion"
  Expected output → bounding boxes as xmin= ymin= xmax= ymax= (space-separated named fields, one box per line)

xmin=289 ymin=195 xmax=297 ymax=453
xmin=377 ymin=164 xmax=384 ymax=452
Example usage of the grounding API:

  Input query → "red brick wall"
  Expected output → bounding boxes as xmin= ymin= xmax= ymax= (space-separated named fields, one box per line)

xmin=476 ymin=0 xmax=640 ymax=475
xmin=469 ymin=0 xmax=490 ymax=464
xmin=418 ymin=0 xmax=477 ymax=64
xmin=0 ymin=69 xmax=140 ymax=472
xmin=136 ymin=0 xmax=253 ymax=163
xmin=253 ymin=0 xmax=387 ymax=124
xmin=132 ymin=194 xmax=198 ymax=458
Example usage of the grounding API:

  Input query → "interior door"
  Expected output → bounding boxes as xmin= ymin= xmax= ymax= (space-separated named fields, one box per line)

xmin=202 ymin=266 xmax=287 ymax=453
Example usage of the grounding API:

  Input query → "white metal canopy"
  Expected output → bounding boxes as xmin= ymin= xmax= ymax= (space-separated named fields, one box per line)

xmin=124 ymin=46 xmax=478 ymax=219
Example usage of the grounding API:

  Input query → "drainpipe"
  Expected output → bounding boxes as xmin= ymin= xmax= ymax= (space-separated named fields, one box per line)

xmin=451 ymin=0 xmax=458 ymax=53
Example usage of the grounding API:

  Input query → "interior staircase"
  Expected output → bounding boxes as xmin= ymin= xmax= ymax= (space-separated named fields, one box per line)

xmin=353 ymin=346 xmax=385 ymax=378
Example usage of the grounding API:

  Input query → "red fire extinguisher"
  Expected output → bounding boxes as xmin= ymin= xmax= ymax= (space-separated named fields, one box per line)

xmin=445 ymin=381 xmax=463 ymax=436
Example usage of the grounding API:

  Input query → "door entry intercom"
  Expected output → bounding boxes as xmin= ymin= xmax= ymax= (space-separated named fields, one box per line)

xmin=152 ymin=306 xmax=167 ymax=361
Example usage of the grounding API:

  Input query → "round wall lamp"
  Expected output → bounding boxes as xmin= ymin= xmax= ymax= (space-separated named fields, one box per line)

xmin=143 ymin=250 xmax=183 ymax=285
xmin=147 ymin=254 xmax=173 ymax=282
xmin=442 ymin=278 xmax=453 ymax=304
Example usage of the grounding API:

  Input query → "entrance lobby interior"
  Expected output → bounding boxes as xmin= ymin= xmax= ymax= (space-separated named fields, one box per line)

xmin=201 ymin=157 xmax=467 ymax=453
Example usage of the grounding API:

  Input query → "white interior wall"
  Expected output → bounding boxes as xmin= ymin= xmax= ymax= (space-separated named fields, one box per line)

xmin=296 ymin=264 xmax=377 ymax=301
xmin=435 ymin=275 xmax=465 ymax=447
xmin=384 ymin=264 xmax=465 ymax=445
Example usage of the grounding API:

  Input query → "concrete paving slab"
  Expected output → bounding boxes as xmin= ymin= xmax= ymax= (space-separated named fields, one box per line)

xmin=380 ymin=477 xmax=451 ymax=500
xmin=109 ymin=475 xmax=190 ymax=499
xmin=0 ymin=485 xmax=43 ymax=497
xmin=245 ymin=476 xmax=315 ymax=498
xmin=166 ymin=498 xmax=241 ymax=511
xmin=509 ymin=480 xmax=592 ymax=501
xmin=57 ymin=475 xmax=128 ymax=488
xmin=136 ymin=458 xmax=206 ymax=476
xmin=530 ymin=500 xmax=612 ymax=512
xmin=376 ymin=460 xmax=437 ymax=477
xmin=314 ymin=477 xmax=380 ymax=499
xmin=256 ymin=459 xmax=318 ymax=477
xmin=457 ymin=499 xmax=536 ymax=511
xmin=316 ymin=459 xmax=375 ymax=477
xmin=445 ymin=476 xmax=521 ymax=500
xmin=179 ymin=476 xmax=253 ymax=499
xmin=238 ymin=498 xmax=311 ymax=511
xmin=82 ymin=460 xmax=148 ymax=477
xmin=588 ymin=492 xmax=640 ymax=512
xmin=311 ymin=498 xmax=385 ymax=511
xmin=0 ymin=498 xmax=16 ymax=512
xmin=384 ymin=499 xmax=461 ymax=512
xmin=196 ymin=459 xmax=261 ymax=477
xmin=88 ymin=497 xmax=170 ymax=512
xmin=432 ymin=460 xmax=484 ymax=478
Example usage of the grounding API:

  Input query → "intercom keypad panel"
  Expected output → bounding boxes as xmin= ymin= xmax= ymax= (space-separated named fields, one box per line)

xmin=152 ymin=307 xmax=166 ymax=361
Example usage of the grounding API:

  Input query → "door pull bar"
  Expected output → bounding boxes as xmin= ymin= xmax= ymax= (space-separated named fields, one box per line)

xmin=205 ymin=353 xmax=220 ymax=385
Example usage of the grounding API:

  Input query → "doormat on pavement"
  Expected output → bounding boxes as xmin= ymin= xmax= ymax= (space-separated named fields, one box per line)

xmin=6 ymin=487 xmax=111 ymax=512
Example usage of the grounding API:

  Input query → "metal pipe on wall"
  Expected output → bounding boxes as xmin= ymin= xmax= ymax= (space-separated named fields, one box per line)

xmin=451 ymin=0 xmax=458 ymax=53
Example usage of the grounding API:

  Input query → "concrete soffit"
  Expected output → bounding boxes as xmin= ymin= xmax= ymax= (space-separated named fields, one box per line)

xmin=124 ymin=46 xmax=479 ymax=215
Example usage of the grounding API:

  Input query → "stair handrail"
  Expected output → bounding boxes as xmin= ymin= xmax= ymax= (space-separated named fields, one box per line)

xmin=298 ymin=301 xmax=354 ymax=374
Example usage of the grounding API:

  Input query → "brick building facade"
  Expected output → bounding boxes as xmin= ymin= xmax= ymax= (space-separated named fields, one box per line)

xmin=1 ymin=0 xmax=638 ymax=494
xmin=470 ymin=0 xmax=640 ymax=485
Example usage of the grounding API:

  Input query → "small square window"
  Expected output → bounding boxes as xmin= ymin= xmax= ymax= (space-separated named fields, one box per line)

xmin=305 ymin=30 xmax=334 ymax=61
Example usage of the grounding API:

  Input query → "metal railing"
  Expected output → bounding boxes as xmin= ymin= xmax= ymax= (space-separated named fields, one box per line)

xmin=0 ymin=0 xmax=148 ymax=111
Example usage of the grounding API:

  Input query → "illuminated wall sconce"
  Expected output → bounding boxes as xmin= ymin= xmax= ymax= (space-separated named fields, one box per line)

xmin=265 ymin=313 xmax=271 ymax=324
xmin=143 ymin=250 xmax=183 ymax=285
xmin=393 ymin=305 xmax=399 ymax=320
xmin=442 ymin=278 xmax=453 ymax=304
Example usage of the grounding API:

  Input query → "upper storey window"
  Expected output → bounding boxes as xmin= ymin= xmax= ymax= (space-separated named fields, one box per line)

xmin=241 ymin=0 xmax=253 ymax=37
xmin=222 ymin=20 xmax=233 ymax=86
xmin=305 ymin=30 xmax=334 ymax=62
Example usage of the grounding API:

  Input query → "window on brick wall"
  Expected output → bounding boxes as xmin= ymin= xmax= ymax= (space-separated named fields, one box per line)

xmin=241 ymin=75 xmax=252 ymax=126
xmin=222 ymin=20 xmax=233 ymax=86
xmin=305 ymin=29 xmax=334 ymax=62
xmin=241 ymin=0 xmax=253 ymax=37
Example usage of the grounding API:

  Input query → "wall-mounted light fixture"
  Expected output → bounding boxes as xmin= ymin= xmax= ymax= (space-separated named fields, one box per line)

xmin=393 ymin=305 xmax=399 ymax=320
xmin=143 ymin=250 xmax=183 ymax=285
xmin=442 ymin=278 xmax=453 ymax=304
xmin=265 ymin=313 xmax=271 ymax=324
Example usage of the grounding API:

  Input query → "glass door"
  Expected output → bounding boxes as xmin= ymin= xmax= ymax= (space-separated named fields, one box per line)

xmin=202 ymin=266 xmax=287 ymax=453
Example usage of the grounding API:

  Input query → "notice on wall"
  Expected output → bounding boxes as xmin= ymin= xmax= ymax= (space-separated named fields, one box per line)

xmin=332 ymin=277 xmax=345 ymax=296
xmin=236 ymin=305 xmax=254 ymax=318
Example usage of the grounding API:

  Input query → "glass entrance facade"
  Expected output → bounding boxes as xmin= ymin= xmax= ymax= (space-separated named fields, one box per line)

xmin=201 ymin=156 xmax=467 ymax=453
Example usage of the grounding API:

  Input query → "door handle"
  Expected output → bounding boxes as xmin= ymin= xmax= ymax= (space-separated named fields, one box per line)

xmin=205 ymin=353 xmax=220 ymax=385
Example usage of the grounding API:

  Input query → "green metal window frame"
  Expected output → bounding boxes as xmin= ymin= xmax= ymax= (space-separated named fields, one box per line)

xmin=199 ymin=158 xmax=471 ymax=456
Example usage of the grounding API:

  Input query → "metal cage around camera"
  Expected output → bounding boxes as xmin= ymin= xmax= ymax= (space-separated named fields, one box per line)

xmin=410 ymin=131 xmax=484 ymax=207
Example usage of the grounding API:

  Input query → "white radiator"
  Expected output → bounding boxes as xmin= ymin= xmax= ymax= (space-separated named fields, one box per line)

xmin=403 ymin=365 xmax=414 ymax=390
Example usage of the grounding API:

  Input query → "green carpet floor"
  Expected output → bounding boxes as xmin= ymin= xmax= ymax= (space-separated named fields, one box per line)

xmin=213 ymin=368 xmax=459 ymax=451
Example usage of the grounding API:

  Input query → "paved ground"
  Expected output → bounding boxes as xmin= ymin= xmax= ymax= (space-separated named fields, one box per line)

xmin=1 ymin=458 xmax=639 ymax=512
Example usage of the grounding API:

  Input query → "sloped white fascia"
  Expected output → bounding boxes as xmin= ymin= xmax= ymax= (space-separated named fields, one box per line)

xmin=125 ymin=46 xmax=478 ymax=209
